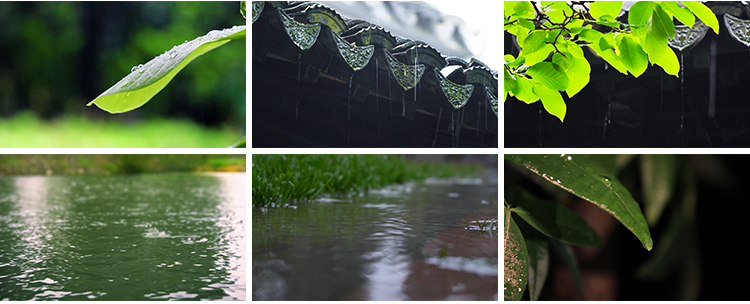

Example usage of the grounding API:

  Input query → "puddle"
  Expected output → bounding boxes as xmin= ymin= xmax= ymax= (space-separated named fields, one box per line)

xmin=252 ymin=169 xmax=498 ymax=300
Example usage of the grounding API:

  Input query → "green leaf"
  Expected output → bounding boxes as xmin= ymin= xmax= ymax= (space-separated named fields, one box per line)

xmin=653 ymin=4 xmax=676 ymax=40
xmin=548 ymin=239 xmax=585 ymax=300
xmin=565 ymin=56 xmax=591 ymax=98
xmin=88 ymin=25 xmax=246 ymax=114
xmin=544 ymin=1 xmax=573 ymax=24
xmin=228 ymin=136 xmax=246 ymax=148
xmin=514 ymin=1 xmax=536 ymax=19
xmin=552 ymin=53 xmax=573 ymax=71
xmin=531 ymin=80 xmax=567 ymax=122
xmin=522 ymin=30 xmax=548 ymax=53
xmin=628 ymin=1 xmax=654 ymax=27
xmin=588 ymin=45 xmax=628 ymax=75
xmin=514 ymin=198 xmax=604 ymax=247
xmin=515 ymin=217 xmax=549 ymax=301
xmin=517 ymin=17 xmax=535 ymax=31
xmin=505 ymin=68 xmax=517 ymax=94
xmin=576 ymin=28 xmax=604 ymax=43
xmin=661 ymin=1 xmax=695 ymax=27
xmin=590 ymin=1 xmax=623 ymax=21
xmin=240 ymin=1 xmax=247 ymax=19
xmin=681 ymin=1 xmax=719 ymax=33
xmin=504 ymin=154 xmax=654 ymax=251
xmin=520 ymin=44 xmax=554 ymax=67
xmin=504 ymin=205 xmax=528 ymax=301
xmin=617 ymin=35 xmax=648 ymax=77
xmin=512 ymin=77 xmax=539 ymax=104
xmin=640 ymin=155 xmax=678 ymax=227
xmin=527 ymin=62 xmax=569 ymax=90
xmin=563 ymin=40 xmax=585 ymax=58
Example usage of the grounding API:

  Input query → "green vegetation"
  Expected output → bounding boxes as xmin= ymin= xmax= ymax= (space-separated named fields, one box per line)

xmin=0 ymin=112 xmax=242 ymax=148
xmin=88 ymin=1 xmax=247 ymax=147
xmin=505 ymin=154 xmax=699 ymax=300
xmin=504 ymin=1 xmax=718 ymax=122
xmin=252 ymin=155 xmax=484 ymax=209
xmin=0 ymin=155 xmax=245 ymax=175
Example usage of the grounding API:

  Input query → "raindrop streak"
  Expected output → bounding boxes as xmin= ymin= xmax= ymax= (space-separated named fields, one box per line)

xmin=401 ymin=94 xmax=406 ymax=117
xmin=375 ymin=59 xmax=379 ymax=111
xmin=348 ymin=74 xmax=353 ymax=121
xmin=297 ymin=53 xmax=302 ymax=82
xmin=431 ymin=107 xmax=443 ymax=148
xmin=538 ymin=102 xmax=542 ymax=147
xmin=414 ymin=47 xmax=418 ymax=103
xmin=680 ymin=53 xmax=684 ymax=134
xmin=295 ymin=100 xmax=300 ymax=121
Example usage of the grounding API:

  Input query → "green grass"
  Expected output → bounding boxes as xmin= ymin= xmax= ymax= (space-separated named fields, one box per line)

xmin=252 ymin=155 xmax=484 ymax=208
xmin=0 ymin=112 xmax=243 ymax=148
xmin=0 ymin=155 xmax=246 ymax=175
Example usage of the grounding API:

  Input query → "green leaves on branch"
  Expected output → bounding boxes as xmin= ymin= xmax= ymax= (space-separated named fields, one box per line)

xmin=504 ymin=1 xmax=719 ymax=122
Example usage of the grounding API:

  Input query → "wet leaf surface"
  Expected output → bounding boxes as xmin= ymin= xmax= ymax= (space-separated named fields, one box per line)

xmin=88 ymin=25 xmax=246 ymax=113
xmin=514 ymin=198 xmax=603 ymax=247
xmin=505 ymin=154 xmax=653 ymax=251
xmin=516 ymin=218 xmax=548 ymax=301
xmin=504 ymin=206 xmax=528 ymax=301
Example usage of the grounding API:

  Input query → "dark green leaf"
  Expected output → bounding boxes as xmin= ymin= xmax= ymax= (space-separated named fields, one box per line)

xmin=240 ymin=1 xmax=247 ymax=19
xmin=681 ymin=1 xmax=719 ymax=33
xmin=527 ymin=62 xmax=569 ymax=91
xmin=640 ymin=155 xmax=678 ymax=226
xmin=504 ymin=205 xmax=528 ymax=301
xmin=515 ymin=217 xmax=549 ymax=301
xmin=504 ymin=154 xmax=653 ymax=251
xmin=514 ymin=198 xmax=603 ymax=247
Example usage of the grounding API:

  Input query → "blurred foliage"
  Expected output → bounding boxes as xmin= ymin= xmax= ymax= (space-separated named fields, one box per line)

xmin=252 ymin=155 xmax=485 ymax=209
xmin=0 ymin=111 xmax=242 ymax=148
xmin=0 ymin=2 xmax=245 ymax=129
xmin=0 ymin=155 xmax=245 ymax=175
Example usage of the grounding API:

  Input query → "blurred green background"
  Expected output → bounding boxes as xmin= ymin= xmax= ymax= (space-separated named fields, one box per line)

xmin=0 ymin=2 xmax=246 ymax=147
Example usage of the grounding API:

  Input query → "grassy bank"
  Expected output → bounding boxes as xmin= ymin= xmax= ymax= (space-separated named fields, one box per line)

xmin=0 ymin=112 xmax=243 ymax=148
xmin=252 ymin=155 xmax=484 ymax=208
xmin=0 ymin=155 xmax=246 ymax=175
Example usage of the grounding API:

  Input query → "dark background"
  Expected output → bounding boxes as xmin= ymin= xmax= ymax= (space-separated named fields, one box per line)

xmin=0 ymin=2 xmax=245 ymax=128
xmin=506 ymin=155 xmax=750 ymax=300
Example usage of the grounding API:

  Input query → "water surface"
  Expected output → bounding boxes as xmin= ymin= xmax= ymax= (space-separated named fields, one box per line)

xmin=0 ymin=172 xmax=246 ymax=300
xmin=253 ymin=169 xmax=498 ymax=300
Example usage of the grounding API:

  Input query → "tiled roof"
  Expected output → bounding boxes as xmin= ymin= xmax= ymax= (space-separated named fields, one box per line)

xmin=252 ymin=1 xmax=498 ymax=147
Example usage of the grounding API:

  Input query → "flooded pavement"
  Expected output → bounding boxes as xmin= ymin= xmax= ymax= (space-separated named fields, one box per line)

xmin=0 ymin=173 xmax=246 ymax=300
xmin=252 ymin=169 xmax=498 ymax=300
